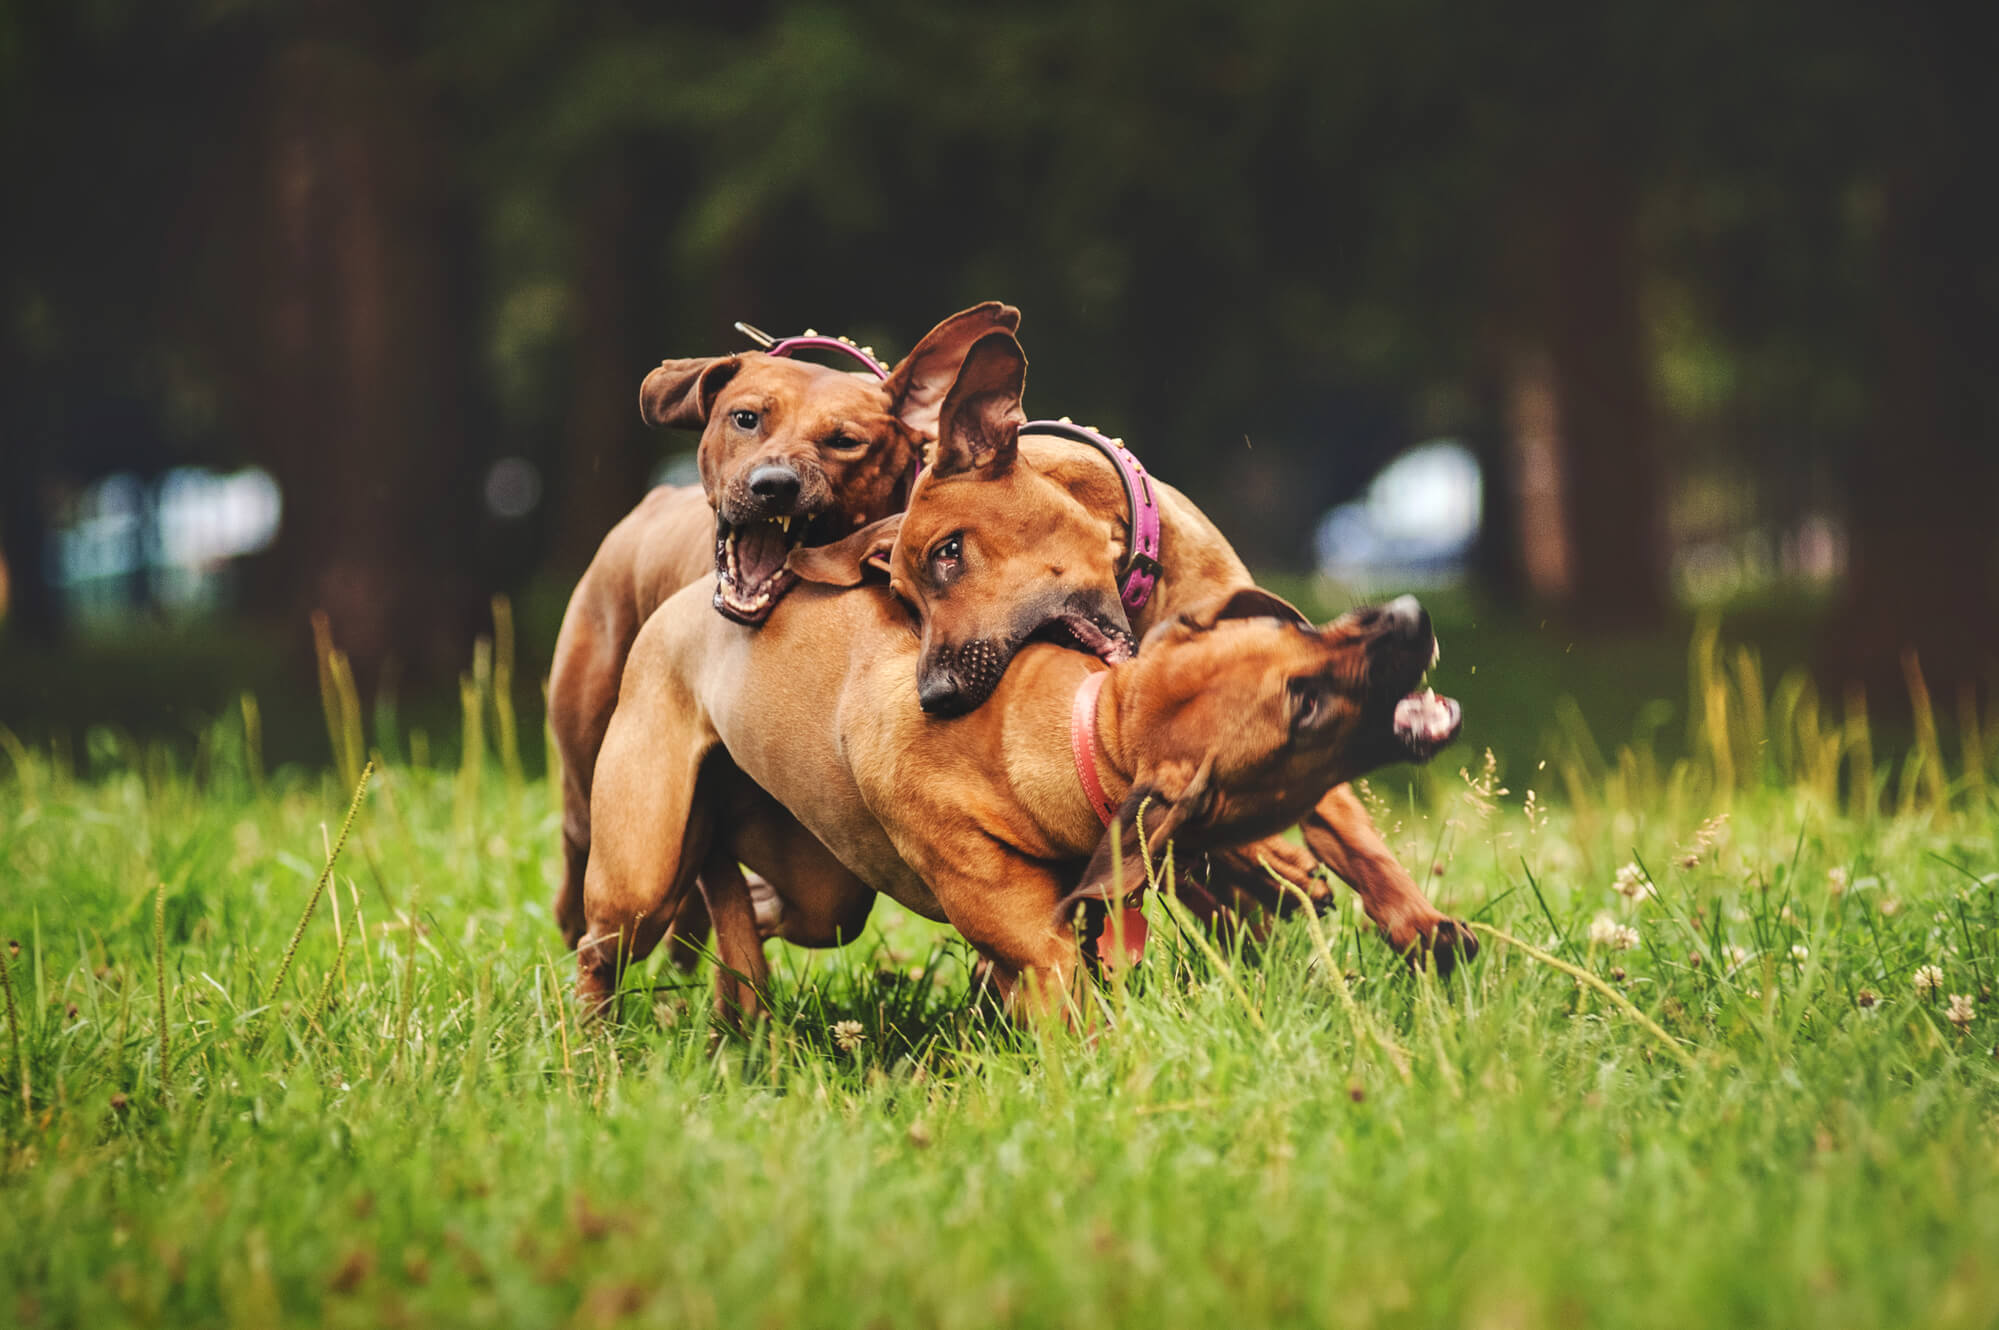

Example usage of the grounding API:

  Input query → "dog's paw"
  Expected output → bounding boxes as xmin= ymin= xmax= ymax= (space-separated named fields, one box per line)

xmin=1385 ymin=917 xmax=1480 ymax=978
xmin=1419 ymin=918 xmax=1479 ymax=977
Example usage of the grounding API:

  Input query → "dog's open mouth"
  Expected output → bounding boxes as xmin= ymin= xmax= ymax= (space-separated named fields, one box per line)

xmin=1029 ymin=609 xmax=1137 ymax=665
xmin=713 ymin=513 xmax=818 ymax=625
xmin=1394 ymin=687 xmax=1462 ymax=761
xmin=1384 ymin=635 xmax=1461 ymax=762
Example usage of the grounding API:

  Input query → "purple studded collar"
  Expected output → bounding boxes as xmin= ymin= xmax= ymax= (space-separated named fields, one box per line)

xmin=739 ymin=322 xmax=892 ymax=380
xmin=1017 ymin=418 xmax=1163 ymax=615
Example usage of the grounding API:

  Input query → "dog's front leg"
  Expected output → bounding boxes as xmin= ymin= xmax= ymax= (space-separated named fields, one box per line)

xmin=577 ymin=632 xmax=719 ymax=1015
xmin=1300 ymin=784 xmax=1478 ymax=975
xmin=699 ymin=852 xmax=769 ymax=1030
xmin=929 ymin=862 xmax=1088 ymax=1029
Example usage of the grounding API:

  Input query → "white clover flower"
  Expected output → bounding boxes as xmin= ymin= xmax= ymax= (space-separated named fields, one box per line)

xmin=831 ymin=1019 xmax=867 ymax=1053
xmin=1720 ymin=944 xmax=1751 ymax=972
xmin=1827 ymin=866 xmax=1849 ymax=896
xmin=1946 ymin=994 xmax=1976 ymax=1030
xmin=1613 ymin=863 xmax=1656 ymax=902
xmin=1913 ymin=964 xmax=1944 ymax=997
xmin=1791 ymin=944 xmax=1810 ymax=962
xmin=1588 ymin=913 xmax=1639 ymax=951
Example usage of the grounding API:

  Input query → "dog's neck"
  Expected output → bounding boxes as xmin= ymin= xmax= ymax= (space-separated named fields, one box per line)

xmin=1084 ymin=667 xmax=1139 ymax=810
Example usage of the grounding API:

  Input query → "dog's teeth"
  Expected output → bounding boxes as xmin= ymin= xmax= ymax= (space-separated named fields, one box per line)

xmin=1431 ymin=639 xmax=1440 ymax=667
xmin=776 ymin=515 xmax=790 ymax=534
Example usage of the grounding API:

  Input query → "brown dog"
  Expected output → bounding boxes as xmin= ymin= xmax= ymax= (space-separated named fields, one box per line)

xmin=580 ymin=566 xmax=1462 ymax=1019
xmin=549 ymin=303 xmax=1019 ymax=949
xmin=814 ymin=329 xmax=1476 ymax=967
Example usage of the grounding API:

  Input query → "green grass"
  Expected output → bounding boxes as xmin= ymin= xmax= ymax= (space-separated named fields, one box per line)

xmin=2 ymin=625 xmax=1997 ymax=1329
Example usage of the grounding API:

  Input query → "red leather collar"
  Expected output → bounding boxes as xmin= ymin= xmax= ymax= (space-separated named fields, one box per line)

xmin=1069 ymin=669 xmax=1119 ymax=827
xmin=1069 ymin=668 xmax=1149 ymax=967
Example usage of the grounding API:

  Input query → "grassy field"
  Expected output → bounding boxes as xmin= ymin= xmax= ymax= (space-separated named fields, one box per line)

xmin=2 ymin=621 xmax=1997 ymax=1328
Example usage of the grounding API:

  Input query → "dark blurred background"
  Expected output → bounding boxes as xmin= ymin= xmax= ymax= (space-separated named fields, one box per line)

xmin=2 ymin=0 xmax=1995 ymax=771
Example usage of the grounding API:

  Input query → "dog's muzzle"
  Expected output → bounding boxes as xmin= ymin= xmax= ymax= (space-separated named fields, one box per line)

xmin=1359 ymin=595 xmax=1462 ymax=762
xmin=919 ymin=596 xmax=1136 ymax=717
xmin=712 ymin=508 xmax=815 ymax=626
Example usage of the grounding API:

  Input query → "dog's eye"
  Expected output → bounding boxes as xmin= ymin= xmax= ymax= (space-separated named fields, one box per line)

xmin=1290 ymin=680 xmax=1327 ymax=730
xmin=824 ymin=434 xmax=868 ymax=455
xmin=929 ymin=535 xmax=964 ymax=583
xmin=730 ymin=409 xmax=761 ymax=432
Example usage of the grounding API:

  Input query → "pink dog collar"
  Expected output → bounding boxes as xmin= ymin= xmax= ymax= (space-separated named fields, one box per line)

xmin=736 ymin=321 xmax=893 ymax=379
xmin=1070 ymin=668 xmax=1149 ymax=967
xmin=1022 ymin=419 xmax=1163 ymax=614
xmin=767 ymin=335 xmax=891 ymax=380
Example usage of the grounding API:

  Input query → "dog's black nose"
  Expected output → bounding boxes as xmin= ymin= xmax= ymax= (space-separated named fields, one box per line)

xmin=918 ymin=675 xmax=964 ymax=715
xmin=1382 ymin=594 xmax=1430 ymax=643
xmin=748 ymin=465 xmax=802 ymax=511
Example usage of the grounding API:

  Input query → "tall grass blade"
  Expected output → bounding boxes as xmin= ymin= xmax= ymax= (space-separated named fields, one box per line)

xmin=1900 ymin=650 xmax=1949 ymax=811
xmin=1 ymin=724 xmax=40 ymax=797
xmin=0 ymin=934 xmax=24 ymax=1112
xmin=312 ymin=611 xmax=365 ymax=792
xmin=456 ymin=639 xmax=490 ymax=840
xmin=262 ymin=762 xmax=374 ymax=1017
xmin=492 ymin=594 xmax=523 ymax=794
xmin=1959 ymin=684 xmax=1987 ymax=806
xmin=1843 ymin=684 xmax=1873 ymax=821
xmin=239 ymin=692 xmax=264 ymax=797
xmin=154 ymin=881 xmax=168 ymax=1101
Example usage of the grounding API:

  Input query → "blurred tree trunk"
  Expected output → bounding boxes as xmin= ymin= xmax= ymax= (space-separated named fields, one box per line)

xmin=1500 ymin=348 xmax=1575 ymax=605
xmin=551 ymin=159 xmax=653 ymax=574
xmin=1531 ymin=164 xmax=1669 ymax=629
xmin=1829 ymin=161 xmax=1999 ymax=702
xmin=238 ymin=33 xmax=480 ymax=685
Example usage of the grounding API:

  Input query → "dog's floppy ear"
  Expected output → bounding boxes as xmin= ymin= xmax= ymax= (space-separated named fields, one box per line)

xmin=786 ymin=514 xmax=903 ymax=587
xmin=640 ymin=355 xmax=742 ymax=429
xmin=1054 ymin=758 xmax=1216 ymax=922
xmin=930 ymin=330 xmax=1026 ymax=480
xmin=883 ymin=302 xmax=1021 ymax=438
xmin=1184 ymin=586 xmax=1312 ymax=631
xmin=1135 ymin=586 xmax=1310 ymax=654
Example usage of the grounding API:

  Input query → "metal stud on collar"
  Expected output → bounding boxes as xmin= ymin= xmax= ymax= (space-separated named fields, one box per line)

xmin=735 ymin=321 xmax=891 ymax=380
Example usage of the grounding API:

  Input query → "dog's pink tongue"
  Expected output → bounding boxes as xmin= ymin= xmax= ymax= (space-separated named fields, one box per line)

xmin=733 ymin=521 xmax=791 ymax=588
xmin=1394 ymin=689 xmax=1461 ymax=746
